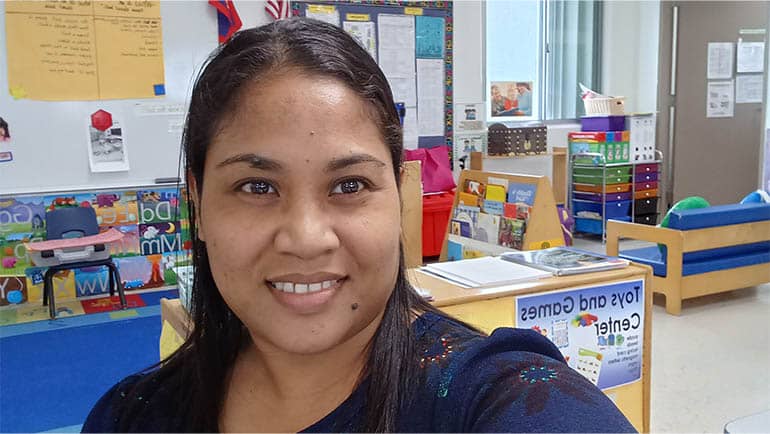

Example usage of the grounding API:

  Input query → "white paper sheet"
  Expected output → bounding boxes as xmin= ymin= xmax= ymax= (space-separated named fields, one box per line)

xmin=343 ymin=21 xmax=377 ymax=62
xmin=736 ymin=41 xmax=765 ymax=73
xmin=416 ymin=58 xmax=445 ymax=137
xmin=402 ymin=106 xmax=419 ymax=150
xmin=455 ymin=103 xmax=486 ymax=132
xmin=87 ymin=114 xmax=130 ymax=172
xmin=706 ymin=80 xmax=735 ymax=118
xmin=707 ymin=42 xmax=734 ymax=79
xmin=388 ymin=77 xmax=417 ymax=106
xmin=378 ymin=15 xmax=416 ymax=106
xmin=306 ymin=8 xmax=340 ymax=26
xmin=735 ymin=74 xmax=764 ymax=103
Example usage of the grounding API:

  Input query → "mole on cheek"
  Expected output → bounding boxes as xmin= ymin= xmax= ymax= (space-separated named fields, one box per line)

xmin=351 ymin=303 xmax=359 ymax=311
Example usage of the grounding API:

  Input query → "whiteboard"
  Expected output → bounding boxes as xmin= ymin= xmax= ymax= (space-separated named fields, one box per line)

xmin=0 ymin=1 xmax=273 ymax=195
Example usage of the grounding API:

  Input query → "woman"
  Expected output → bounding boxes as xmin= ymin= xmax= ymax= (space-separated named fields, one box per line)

xmin=83 ymin=19 xmax=634 ymax=433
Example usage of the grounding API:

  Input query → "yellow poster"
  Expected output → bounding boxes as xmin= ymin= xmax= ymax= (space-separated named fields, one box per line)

xmin=5 ymin=0 xmax=165 ymax=101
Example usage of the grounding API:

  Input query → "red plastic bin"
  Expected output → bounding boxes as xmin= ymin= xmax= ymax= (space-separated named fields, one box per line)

xmin=422 ymin=190 xmax=455 ymax=257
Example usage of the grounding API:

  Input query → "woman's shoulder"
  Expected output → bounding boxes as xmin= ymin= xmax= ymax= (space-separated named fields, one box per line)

xmin=411 ymin=312 xmax=636 ymax=432
xmin=415 ymin=311 xmax=567 ymax=365
xmin=81 ymin=369 xmax=179 ymax=432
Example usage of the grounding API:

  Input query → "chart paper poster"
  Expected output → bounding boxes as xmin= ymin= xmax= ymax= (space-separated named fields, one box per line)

xmin=306 ymin=4 xmax=340 ymax=27
xmin=378 ymin=14 xmax=416 ymax=106
xmin=5 ymin=0 xmax=165 ymax=101
xmin=736 ymin=74 xmax=764 ymax=104
xmin=736 ymin=41 xmax=765 ymax=73
xmin=415 ymin=16 xmax=444 ymax=59
xmin=343 ymin=21 xmax=377 ymax=62
xmin=416 ymin=59 xmax=445 ymax=136
xmin=707 ymin=42 xmax=734 ymax=80
xmin=514 ymin=279 xmax=645 ymax=390
xmin=706 ymin=80 xmax=735 ymax=118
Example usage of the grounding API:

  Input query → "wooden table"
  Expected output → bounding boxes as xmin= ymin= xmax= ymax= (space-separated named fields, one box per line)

xmin=160 ymin=263 xmax=652 ymax=432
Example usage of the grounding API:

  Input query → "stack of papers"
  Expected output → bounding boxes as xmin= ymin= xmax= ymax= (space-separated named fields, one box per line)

xmin=420 ymin=256 xmax=552 ymax=288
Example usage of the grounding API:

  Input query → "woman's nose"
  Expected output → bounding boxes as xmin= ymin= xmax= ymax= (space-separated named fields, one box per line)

xmin=273 ymin=200 xmax=340 ymax=259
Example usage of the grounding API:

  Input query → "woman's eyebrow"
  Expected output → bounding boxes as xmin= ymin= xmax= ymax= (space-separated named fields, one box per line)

xmin=325 ymin=153 xmax=387 ymax=172
xmin=216 ymin=153 xmax=283 ymax=171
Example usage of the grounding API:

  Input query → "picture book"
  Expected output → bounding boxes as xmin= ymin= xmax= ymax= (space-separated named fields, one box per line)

xmin=450 ymin=219 xmax=472 ymax=238
xmin=419 ymin=256 xmax=551 ymax=288
xmin=464 ymin=179 xmax=485 ymax=196
xmin=499 ymin=217 xmax=525 ymax=250
xmin=500 ymin=247 xmax=630 ymax=276
xmin=503 ymin=202 xmax=517 ymax=219
xmin=454 ymin=205 xmax=480 ymax=229
xmin=459 ymin=192 xmax=479 ymax=207
xmin=473 ymin=212 xmax=500 ymax=244
xmin=483 ymin=199 xmax=504 ymax=216
xmin=485 ymin=184 xmax=507 ymax=202
xmin=506 ymin=182 xmax=537 ymax=206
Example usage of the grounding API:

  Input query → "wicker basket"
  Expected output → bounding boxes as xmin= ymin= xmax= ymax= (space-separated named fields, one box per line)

xmin=583 ymin=97 xmax=626 ymax=115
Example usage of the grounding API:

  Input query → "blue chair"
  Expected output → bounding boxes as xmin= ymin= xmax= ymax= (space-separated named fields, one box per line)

xmin=41 ymin=207 xmax=126 ymax=319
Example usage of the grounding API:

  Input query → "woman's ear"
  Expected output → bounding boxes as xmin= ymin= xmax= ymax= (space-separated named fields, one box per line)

xmin=186 ymin=171 xmax=205 ymax=241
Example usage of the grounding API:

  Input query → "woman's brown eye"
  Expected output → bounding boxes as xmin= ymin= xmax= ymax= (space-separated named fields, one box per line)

xmin=332 ymin=179 xmax=364 ymax=194
xmin=240 ymin=181 xmax=274 ymax=194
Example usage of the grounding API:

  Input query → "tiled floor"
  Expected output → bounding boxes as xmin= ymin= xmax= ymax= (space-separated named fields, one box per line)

xmin=573 ymin=235 xmax=770 ymax=433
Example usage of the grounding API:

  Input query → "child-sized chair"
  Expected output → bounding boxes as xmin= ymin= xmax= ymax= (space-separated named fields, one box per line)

xmin=25 ymin=207 xmax=126 ymax=319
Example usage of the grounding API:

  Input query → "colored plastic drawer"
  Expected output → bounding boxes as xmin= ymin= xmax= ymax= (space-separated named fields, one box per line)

xmin=573 ymin=191 xmax=633 ymax=202
xmin=634 ymin=197 xmax=659 ymax=215
xmin=634 ymin=189 xmax=658 ymax=199
xmin=573 ymin=199 xmax=632 ymax=219
xmin=634 ymin=213 xmax=659 ymax=225
xmin=575 ymin=215 xmax=631 ymax=234
xmin=574 ymin=183 xmax=632 ymax=193
xmin=634 ymin=163 xmax=659 ymax=174
xmin=635 ymin=181 xmax=658 ymax=191
xmin=573 ymin=166 xmax=633 ymax=177
xmin=573 ymin=174 xmax=632 ymax=185
xmin=634 ymin=172 xmax=658 ymax=182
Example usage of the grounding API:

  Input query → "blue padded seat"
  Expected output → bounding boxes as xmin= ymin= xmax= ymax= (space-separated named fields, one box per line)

xmin=667 ymin=203 xmax=770 ymax=230
xmin=620 ymin=243 xmax=770 ymax=277
xmin=620 ymin=203 xmax=770 ymax=277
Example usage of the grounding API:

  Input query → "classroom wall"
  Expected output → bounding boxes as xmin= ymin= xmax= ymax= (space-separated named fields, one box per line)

xmin=601 ymin=1 xmax=661 ymax=114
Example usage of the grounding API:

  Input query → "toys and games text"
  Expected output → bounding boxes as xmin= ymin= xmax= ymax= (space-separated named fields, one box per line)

xmin=519 ymin=286 xmax=642 ymax=335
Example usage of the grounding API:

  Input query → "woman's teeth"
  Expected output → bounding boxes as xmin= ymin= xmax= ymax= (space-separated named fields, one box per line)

xmin=271 ymin=279 xmax=340 ymax=294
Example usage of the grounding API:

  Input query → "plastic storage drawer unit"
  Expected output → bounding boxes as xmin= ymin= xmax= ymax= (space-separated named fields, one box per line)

xmin=573 ymin=199 xmax=633 ymax=219
xmin=634 ymin=214 xmax=659 ymax=225
xmin=573 ymin=166 xmax=633 ymax=177
xmin=573 ymin=191 xmax=633 ymax=202
xmin=634 ymin=172 xmax=658 ymax=182
xmin=634 ymin=198 xmax=658 ymax=215
xmin=634 ymin=163 xmax=659 ymax=173
xmin=575 ymin=215 xmax=632 ymax=234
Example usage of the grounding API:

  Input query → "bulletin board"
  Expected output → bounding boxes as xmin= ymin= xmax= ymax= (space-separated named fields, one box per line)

xmin=292 ymin=0 xmax=453 ymax=153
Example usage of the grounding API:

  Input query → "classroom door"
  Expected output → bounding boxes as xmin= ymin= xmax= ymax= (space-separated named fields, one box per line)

xmin=657 ymin=1 xmax=768 ymax=206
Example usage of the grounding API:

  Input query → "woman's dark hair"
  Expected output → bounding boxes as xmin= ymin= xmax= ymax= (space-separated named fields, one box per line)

xmin=117 ymin=18 xmax=449 ymax=432
xmin=0 ymin=117 xmax=9 ymax=139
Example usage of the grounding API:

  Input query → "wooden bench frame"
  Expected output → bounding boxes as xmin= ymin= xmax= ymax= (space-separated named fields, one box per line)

xmin=606 ymin=219 xmax=770 ymax=315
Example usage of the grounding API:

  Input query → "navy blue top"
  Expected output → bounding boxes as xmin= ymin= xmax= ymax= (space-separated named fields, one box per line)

xmin=82 ymin=311 xmax=636 ymax=432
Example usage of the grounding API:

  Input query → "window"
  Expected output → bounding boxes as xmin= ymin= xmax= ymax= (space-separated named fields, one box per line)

xmin=486 ymin=0 xmax=602 ymax=121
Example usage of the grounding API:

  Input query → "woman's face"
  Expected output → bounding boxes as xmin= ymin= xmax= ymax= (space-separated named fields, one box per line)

xmin=196 ymin=71 xmax=402 ymax=355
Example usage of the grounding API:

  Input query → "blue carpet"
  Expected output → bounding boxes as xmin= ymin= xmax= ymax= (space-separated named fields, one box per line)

xmin=139 ymin=288 xmax=179 ymax=306
xmin=0 ymin=312 xmax=162 ymax=433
